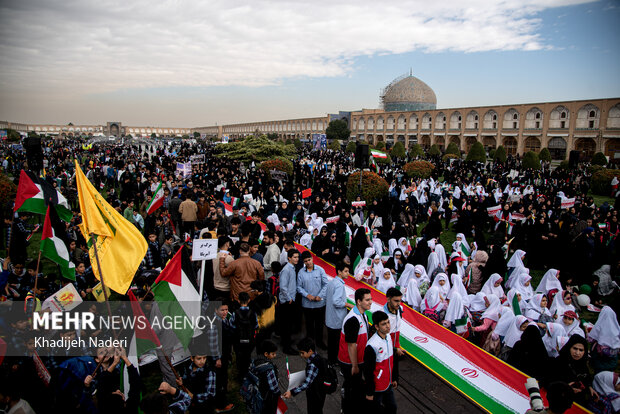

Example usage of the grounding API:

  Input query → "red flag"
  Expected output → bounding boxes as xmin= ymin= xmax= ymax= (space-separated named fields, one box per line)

xmin=277 ymin=397 xmax=288 ymax=413
xmin=302 ymin=188 xmax=312 ymax=199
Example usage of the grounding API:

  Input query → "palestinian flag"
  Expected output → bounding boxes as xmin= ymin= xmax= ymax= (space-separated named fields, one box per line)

xmin=146 ymin=181 xmax=164 ymax=215
xmin=40 ymin=206 xmax=76 ymax=281
xmin=151 ymin=246 xmax=201 ymax=348
xmin=14 ymin=170 xmax=72 ymax=222
xmin=369 ymin=156 xmax=380 ymax=173
xmin=370 ymin=149 xmax=387 ymax=159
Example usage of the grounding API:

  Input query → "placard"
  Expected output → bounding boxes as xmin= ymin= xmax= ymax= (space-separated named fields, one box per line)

xmin=190 ymin=154 xmax=205 ymax=165
xmin=191 ymin=239 xmax=218 ymax=261
xmin=352 ymin=201 xmax=366 ymax=207
xmin=270 ymin=170 xmax=288 ymax=181
xmin=42 ymin=283 xmax=82 ymax=312
xmin=325 ymin=216 xmax=340 ymax=224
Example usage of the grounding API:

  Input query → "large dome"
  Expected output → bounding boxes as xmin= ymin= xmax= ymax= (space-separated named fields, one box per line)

xmin=381 ymin=74 xmax=437 ymax=112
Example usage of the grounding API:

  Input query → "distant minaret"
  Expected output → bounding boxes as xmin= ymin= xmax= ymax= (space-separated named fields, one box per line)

xmin=410 ymin=68 xmax=413 ymax=76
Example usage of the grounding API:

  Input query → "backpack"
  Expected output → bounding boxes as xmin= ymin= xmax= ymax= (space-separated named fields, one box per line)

xmin=267 ymin=274 xmax=280 ymax=299
xmin=235 ymin=307 xmax=257 ymax=344
xmin=314 ymin=354 xmax=339 ymax=395
xmin=240 ymin=362 xmax=273 ymax=414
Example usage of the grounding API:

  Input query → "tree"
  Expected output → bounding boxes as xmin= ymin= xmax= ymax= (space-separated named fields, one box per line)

xmin=6 ymin=129 xmax=20 ymax=142
xmin=325 ymin=119 xmax=350 ymax=141
xmin=522 ymin=151 xmax=541 ymax=169
xmin=329 ymin=139 xmax=341 ymax=150
xmin=374 ymin=141 xmax=386 ymax=151
xmin=539 ymin=147 xmax=551 ymax=163
xmin=445 ymin=142 xmax=460 ymax=156
xmin=592 ymin=151 xmax=608 ymax=166
xmin=125 ymin=134 xmax=133 ymax=139
xmin=215 ymin=135 xmax=296 ymax=163
xmin=193 ymin=131 xmax=200 ymax=138
xmin=182 ymin=134 xmax=190 ymax=140
xmin=494 ymin=145 xmax=507 ymax=163
xmin=391 ymin=141 xmax=406 ymax=158
xmin=409 ymin=143 xmax=424 ymax=158
xmin=429 ymin=144 xmax=441 ymax=156
xmin=346 ymin=171 xmax=389 ymax=202
xmin=345 ymin=141 xmax=357 ymax=153
xmin=489 ymin=148 xmax=496 ymax=159
xmin=293 ymin=138 xmax=302 ymax=149
xmin=151 ymin=133 xmax=157 ymax=139
xmin=267 ymin=133 xmax=279 ymax=140
xmin=466 ymin=141 xmax=486 ymax=163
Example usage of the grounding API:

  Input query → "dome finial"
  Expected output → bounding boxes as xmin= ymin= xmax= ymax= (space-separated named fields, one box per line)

xmin=410 ymin=68 xmax=413 ymax=76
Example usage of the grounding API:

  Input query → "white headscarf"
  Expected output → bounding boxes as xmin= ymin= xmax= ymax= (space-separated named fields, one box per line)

xmin=434 ymin=243 xmax=448 ymax=271
xmin=543 ymin=323 xmax=566 ymax=358
xmin=588 ymin=306 xmax=620 ymax=349
xmin=354 ymin=249 xmax=375 ymax=280
xmin=449 ymin=273 xmax=469 ymax=306
xmin=371 ymin=256 xmax=385 ymax=282
xmin=507 ymin=249 xmax=526 ymax=268
xmin=535 ymin=269 xmax=562 ymax=294
xmin=513 ymin=273 xmax=534 ymax=302
xmin=426 ymin=251 xmax=440 ymax=276
xmin=506 ymin=288 xmax=526 ymax=316
xmin=468 ymin=292 xmax=488 ymax=313
xmin=413 ymin=264 xmax=430 ymax=285
xmin=524 ymin=293 xmax=552 ymax=321
xmin=494 ymin=307 xmax=516 ymax=338
xmin=506 ymin=264 xmax=528 ymax=290
xmin=593 ymin=372 xmax=620 ymax=412
xmin=300 ymin=232 xmax=312 ymax=248
xmin=404 ymin=278 xmax=423 ymax=310
xmin=398 ymin=263 xmax=415 ymax=289
xmin=549 ymin=290 xmax=576 ymax=319
xmin=481 ymin=273 xmax=505 ymax=300
xmin=481 ymin=294 xmax=502 ymax=322
xmin=421 ymin=286 xmax=443 ymax=312
xmin=561 ymin=312 xmax=585 ymax=338
xmin=431 ymin=273 xmax=450 ymax=300
xmin=372 ymin=238 xmax=384 ymax=258
xmin=388 ymin=238 xmax=398 ymax=256
xmin=504 ymin=315 xmax=529 ymax=347
xmin=398 ymin=237 xmax=411 ymax=255
xmin=376 ymin=269 xmax=396 ymax=293
xmin=444 ymin=292 xmax=466 ymax=324
xmin=452 ymin=233 xmax=470 ymax=256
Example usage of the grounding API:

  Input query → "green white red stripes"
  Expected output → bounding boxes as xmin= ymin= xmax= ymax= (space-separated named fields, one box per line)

xmin=370 ymin=149 xmax=388 ymax=159
xmin=40 ymin=206 xmax=75 ymax=281
xmin=146 ymin=182 xmax=164 ymax=215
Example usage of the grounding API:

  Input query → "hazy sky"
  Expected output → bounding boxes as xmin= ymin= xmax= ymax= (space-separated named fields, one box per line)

xmin=0 ymin=0 xmax=618 ymax=127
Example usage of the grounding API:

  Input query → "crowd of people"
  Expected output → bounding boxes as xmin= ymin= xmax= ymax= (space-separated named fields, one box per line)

xmin=0 ymin=136 xmax=619 ymax=414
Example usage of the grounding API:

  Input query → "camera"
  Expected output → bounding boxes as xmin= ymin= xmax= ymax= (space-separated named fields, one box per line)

xmin=525 ymin=377 xmax=544 ymax=412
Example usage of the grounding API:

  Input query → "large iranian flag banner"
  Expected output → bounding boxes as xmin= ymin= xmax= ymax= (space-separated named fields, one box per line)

xmin=146 ymin=181 xmax=164 ymax=215
xmin=294 ymin=244 xmax=589 ymax=414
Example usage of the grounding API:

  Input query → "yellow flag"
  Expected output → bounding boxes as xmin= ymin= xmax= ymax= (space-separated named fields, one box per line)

xmin=92 ymin=282 xmax=111 ymax=302
xmin=74 ymin=160 xmax=147 ymax=294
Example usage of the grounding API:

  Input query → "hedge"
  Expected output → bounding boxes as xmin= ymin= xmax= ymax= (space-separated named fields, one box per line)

xmin=592 ymin=152 xmax=608 ymax=166
xmin=259 ymin=157 xmax=294 ymax=179
xmin=346 ymin=171 xmax=389 ymax=202
xmin=403 ymin=160 xmax=435 ymax=179
xmin=591 ymin=169 xmax=620 ymax=195
xmin=522 ymin=151 xmax=541 ymax=170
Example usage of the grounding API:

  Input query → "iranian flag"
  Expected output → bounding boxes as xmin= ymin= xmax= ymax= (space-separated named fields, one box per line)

xmin=151 ymin=246 xmax=201 ymax=348
xmin=344 ymin=224 xmax=352 ymax=247
xmin=14 ymin=170 xmax=72 ymax=222
xmin=122 ymin=290 xmax=161 ymax=400
xmin=146 ymin=182 xmax=164 ymax=215
xmin=40 ymin=206 xmax=76 ymax=281
xmin=223 ymin=202 xmax=234 ymax=217
xmin=369 ymin=156 xmax=380 ymax=173
xmin=231 ymin=197 xmax=240 ymax=207
xmin=370 ymin=149 xmax=388 ymax=159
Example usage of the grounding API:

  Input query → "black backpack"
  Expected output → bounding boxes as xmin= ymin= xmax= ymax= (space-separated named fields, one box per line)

xmin=235 ymin=307 xmax=256 ymax=344
xmin=314 ymin=354 xmax=338 ymax=394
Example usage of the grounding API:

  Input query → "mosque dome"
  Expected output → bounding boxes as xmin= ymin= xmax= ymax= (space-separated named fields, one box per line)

xmin=381 ymin=73 xmax=437 ymax=112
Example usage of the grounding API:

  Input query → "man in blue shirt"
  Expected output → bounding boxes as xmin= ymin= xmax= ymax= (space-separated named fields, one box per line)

xmin=325 ymin=261 xmax=350 ymax=364
xmin=297 ymin=250 xmax=330 ymax=349
xmin=278 ymin=248 xmax=300 ymax=355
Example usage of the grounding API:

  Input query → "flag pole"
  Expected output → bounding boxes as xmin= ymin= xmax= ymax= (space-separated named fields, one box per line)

xmin=90 ymin=233 xmax=114 ymax=319
xmin=32 ymin=250 xmax=42 ymax=298
xmin=161 ymin=347 xmax=190 ymax=394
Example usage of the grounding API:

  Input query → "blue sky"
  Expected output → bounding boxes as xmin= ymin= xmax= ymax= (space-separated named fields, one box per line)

xmin=0 ymin=0 xmax=618 ymax=127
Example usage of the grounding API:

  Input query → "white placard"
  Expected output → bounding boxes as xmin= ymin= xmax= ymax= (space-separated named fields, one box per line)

xmin=287 ymin=371 xmax=306 ymax=391
xmin=192 ymin=239 xmax=218 ymax=261
xmin=42 ymin=283 xmax=83 ymax=312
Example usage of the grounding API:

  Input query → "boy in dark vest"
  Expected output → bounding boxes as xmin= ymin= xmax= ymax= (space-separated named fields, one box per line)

xmin=177 ymin=335 xmax=217 ymax=413
xmin=233 ymin=291 xmax=259 ymax=381
xmin=282 ymin=337 xmax=328 ymax=413
xmin=248 ymin=340 xmax=281 ymax=414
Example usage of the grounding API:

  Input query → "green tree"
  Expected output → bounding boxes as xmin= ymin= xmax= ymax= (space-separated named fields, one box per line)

xmin=182 ymin=134 xmax=190 ymax=140
xmin=489 ymin=148 xmax=496 ymax=159
xmin=375 ymin=154 xmax=392 ymax=165
xmin=267 ymin=133 xmax=279 ymax=140
xmin=592 ymin=151 xmax=608 ymax=166
xmin=429 ymin=144 xmax=441 ymax=156
xmin=374 ymin=141 xmax=386 ymax=151
xmin=151 ymin=133 xmax=157 ymax=139
xmin=522 ymin=151 xmax=541 ymax=169
xmin=6 ymin=129 xmax=21 ymax=142
xmin=293 ymin=138 xmax=302 ymax=148
xmin=329 ymin=139 xmax=341 ymax=150
xmin=125 ymin=134 xmax=133 ymax=139
xmin=494 ymin=145 xmax=507 ymax=163
xmin=215 ymin=135 xmax=296 ymax=163
xmin=325 ymin=119 xmax=350 ymax=141
xmin=345 ymin=141 xmax=357 ymax=153
xmin=193 ymin=131 xmax=200 ymax=138
xmin=466 ymin=141 xmax=486 ymax=163
xmin=409 ymin=143 xmax=424 ymax=158
xmin=391 ymin=141 xmax=406 ymax=158
xmin=445 ymin=142 xmax=460 ymax=156
xmin=539 ymin=147 xmax=551 ymax=162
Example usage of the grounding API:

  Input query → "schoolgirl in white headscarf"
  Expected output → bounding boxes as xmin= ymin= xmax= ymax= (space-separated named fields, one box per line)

xmin=549 ymin=290 xmax=576 ymax=320
xmin=431 ymin=273 xmax=451 ymax=304
xmin=426 ymin=251 xmax=440 ymax=277
xmin=388 ymin=238 xmax=398 ymax=256
xmin=503 ymin=315 xmax=530 ymax=348
xmin=542 ymin=323 xmax=566 ymax=357
xmin=421 ymin=286 xmax=443 ymax=313
xmin=506 ymin=289 xmax=526 ymax=316
xmin=506 ymin=250 xmax=526 ymax=288
xmin=513 ymin=273 xmax=535 ymax=302
xmin=404 ymin=278 xmax=422 ymax=311
xmin=412 ymin=264 xmax=430 ymax=297
xmin=376 ymin=268 xmax=396 ymax=293
xmin=443 ymin=292 xmax=468 ymax=328
xmin=560 ymin=311 xmax=585 ymax=338
xmin=592 ymin=372 xmax=620 ymax=413
xmin=434 ymin=242 xmax=448 ymax=272
xmin=588 ymin=306 xmax=620 ymax=350
xmin=397 ymin=263 xmax=415 ymax=291
xmin=370 ymin=255 xmax=385 ymax=286
xmin=494 ymin=307 xmax=516 ymax=341
xmin=481 ymin=274 xmax=506 ymax=302
xmin=451 ymin=233 xmax=470 ymax=257
xmin=398 ymin=237 xmax=412 ymax=257
xmin=535 ymin=269 xmax=563 ymax=296
xmin=449 ymin=273 xmax=470 ymax=306
xmin=524 ymin=294 xmax=552 ymax=322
